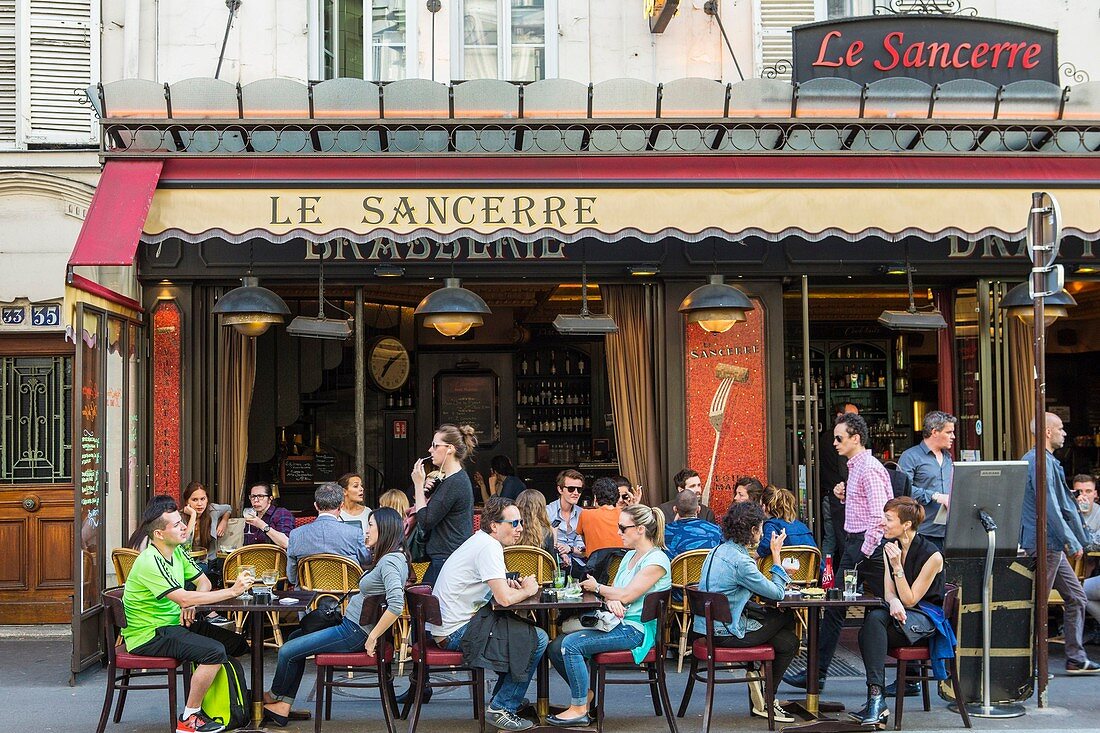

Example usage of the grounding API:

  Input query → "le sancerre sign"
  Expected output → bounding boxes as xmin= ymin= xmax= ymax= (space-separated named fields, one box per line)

xmin=791 ymin=16 xmax=1058 ymax=86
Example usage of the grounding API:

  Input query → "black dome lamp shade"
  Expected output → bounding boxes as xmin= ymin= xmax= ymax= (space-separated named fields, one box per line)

xmin=1001 ymin=281 xmax=1076 ymax=326
xmin=414 ymin=277 xmax=492 ymax=337
xmin=212 ymin=276 xmax=291 ymax=337
xmin=678 ymin=274 xmax=753 ymax=333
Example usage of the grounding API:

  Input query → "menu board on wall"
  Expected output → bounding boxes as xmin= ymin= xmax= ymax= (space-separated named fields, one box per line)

xmin=314 ymin=453 xmax=337 ymax=482
xmin=434 ymin=371 xmax=499 ymax=447
xmin=282 ymin=457 xmax=314 ymax=485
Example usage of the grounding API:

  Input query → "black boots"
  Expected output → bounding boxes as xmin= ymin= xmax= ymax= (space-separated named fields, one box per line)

xmin=848 ymin=685 xmax=889 ymax=727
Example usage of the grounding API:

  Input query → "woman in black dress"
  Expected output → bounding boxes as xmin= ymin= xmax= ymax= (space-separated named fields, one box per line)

xmin=411 ymin=423 xmax=476 ymax=586
xmin=854 ymin=496 xmax=944 ymax=726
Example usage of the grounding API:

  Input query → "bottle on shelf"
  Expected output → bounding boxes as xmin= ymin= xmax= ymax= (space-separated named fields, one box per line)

xmin=534 ymin=353 xmax=541 ymax=375
xmin=550 ymin=350 xmax=557 ymax=375
xmin=521 ymin=356 xmax=529 ymax=376
xmin=565 ymin=353 xmax=572 ymax=374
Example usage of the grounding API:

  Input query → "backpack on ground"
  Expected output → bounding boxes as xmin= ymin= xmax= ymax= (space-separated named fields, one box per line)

xmin=192 ymin=657 xmax=250 ymax=730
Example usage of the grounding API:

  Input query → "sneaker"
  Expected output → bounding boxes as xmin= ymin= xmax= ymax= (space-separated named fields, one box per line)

xmin=751 ymin=699 xmax=795 ymax=724
xmin=205 ymin=613 xmax=232 ymax=626
xmin=177 ymin=712 xmax=226 ymax=733
xmin=748 ymin=678 xmax=765 ymax=713
xmin=486 ymin=705 xmax=534 ymax=731
xmin=1066 ymin=659 xmax=1100 ymax=675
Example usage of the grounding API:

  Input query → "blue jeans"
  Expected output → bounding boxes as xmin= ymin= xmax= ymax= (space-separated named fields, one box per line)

xmin=269 ymin=619 xmax=368 ymax=703
xmin=548 ymin=623 xmax=644 ymax=706
xmin=440 ymin=620 xmax=549 ymax=713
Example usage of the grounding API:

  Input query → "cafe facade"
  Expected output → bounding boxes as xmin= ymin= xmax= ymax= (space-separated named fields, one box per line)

xmin=52 ymin=14 xmax=1100 ymax=672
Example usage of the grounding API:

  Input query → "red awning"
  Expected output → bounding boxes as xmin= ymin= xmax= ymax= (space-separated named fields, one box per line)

xmin=68 ymin=160 xmax=163 ymax=266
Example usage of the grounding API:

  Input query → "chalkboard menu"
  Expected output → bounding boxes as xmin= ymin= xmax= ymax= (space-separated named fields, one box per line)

xmin=314 ymin=453 xmax=337 ymax=482
xmin=435 ymin=370 xmax=499 ymax=447
xmin=283 ymin=457 xmax=314 ymax=484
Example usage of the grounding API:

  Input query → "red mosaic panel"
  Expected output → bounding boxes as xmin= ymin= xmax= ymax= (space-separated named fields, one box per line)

xmin=152 ymin=301 xmax=182 ymax=502
xmin=684 ymin=298 xmax=768 ymax=518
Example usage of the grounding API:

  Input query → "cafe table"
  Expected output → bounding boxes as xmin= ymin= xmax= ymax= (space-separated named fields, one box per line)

xmin=493 ymin=589 xmax=602 ymax=732
xmin=200 ymin=589 xmax=316 ymax=730
xmin=764 ymin=592 xmax=885 ymax=733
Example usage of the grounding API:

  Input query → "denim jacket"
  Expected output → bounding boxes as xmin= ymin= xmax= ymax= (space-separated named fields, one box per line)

xmin=1021 ymin=448 xmax=1090 ymax=554
xmin=693 ymin=540 xmax=788 ymax=638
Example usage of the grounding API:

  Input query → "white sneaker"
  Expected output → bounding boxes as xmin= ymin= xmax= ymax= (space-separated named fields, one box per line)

xmin=748 ymin=679 xmax=765 ymax=713
xmin=752 ymin=699 xmax=795 ymax=724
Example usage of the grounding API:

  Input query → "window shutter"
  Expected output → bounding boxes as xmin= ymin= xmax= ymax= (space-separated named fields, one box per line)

xmin=25 ymin=0 xmax=97 ymax=145
xmin=0 ymin=2 xmax=15 ymax=145
xmin=754 ymin=0 xmax=819 ymax=80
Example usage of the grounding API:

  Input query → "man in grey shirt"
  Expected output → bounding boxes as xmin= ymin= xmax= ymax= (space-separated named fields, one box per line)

xmin=898 ymin=411 xmax=956 ymax=550
xmin=286 ymin=483 xmax=370 ymax=585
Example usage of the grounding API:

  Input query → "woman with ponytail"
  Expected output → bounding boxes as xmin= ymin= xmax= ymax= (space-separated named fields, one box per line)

xmin=411 ymin=423 xmax=477 ymax=586
xmin=546 ymin=504 xmax=671 ymax=727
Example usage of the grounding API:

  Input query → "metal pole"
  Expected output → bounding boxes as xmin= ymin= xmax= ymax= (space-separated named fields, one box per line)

xmin=1033 ymin=231 xmax=1049 ymax=707
xmin=802 ymin=275 xmax=816 ymax=532
xmin=215 ymin=0 xmax=242 ymax=79
xmin=355 ymin=287 xmax=366 ymax=480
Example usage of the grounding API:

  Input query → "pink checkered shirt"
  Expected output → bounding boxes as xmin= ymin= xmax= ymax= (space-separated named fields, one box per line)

xmin=843 ymin=450 xmax=893 ymax=556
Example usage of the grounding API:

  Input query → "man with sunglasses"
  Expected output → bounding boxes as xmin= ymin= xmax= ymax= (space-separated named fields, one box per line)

xmin=242 ymin=482 xmax=292 ymax=549
xmin=785 ymin=412 xmax=891 ymax=691
xmin=547 ymin=469 xmax=586 ymax=564
xmin=429 ymin=496 xmax=547 ymax=731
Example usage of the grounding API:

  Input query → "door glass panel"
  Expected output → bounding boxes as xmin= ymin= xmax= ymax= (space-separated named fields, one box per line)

xmin=127 ymin=323 xmax=142 ymax=546
xmin=954 ymin=289 xmax=982 ymax=460
xmin=78 ymin=313 xmax=104 ymax=612
xmin=104 ymin=318 xmax=125 ymax=587
xmin=464 ymin=0 xmax=499 ymax=78
xmin=0 ymin=356 xmax=72 ymax=483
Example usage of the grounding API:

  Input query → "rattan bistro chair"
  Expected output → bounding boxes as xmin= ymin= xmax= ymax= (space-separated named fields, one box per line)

xmin=757 ymin=545 xmax=821 ymax=644
xmin=298 ymin=553 xmax=365 ymax=611
xmin=503 ymin=545 xmax=558 ymax=584
xmin=111 ymin=548 xmax=141 ymax=584
xmin=668 ymin=549 xmax=711 ymax=673
xmin=223 ymin=545 xmax=288 ymax=647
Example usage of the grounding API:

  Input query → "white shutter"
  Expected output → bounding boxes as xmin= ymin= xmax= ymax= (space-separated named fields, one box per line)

xmin=0 ymin=2 xmax=15 ymax=146
xmin=25 ymin=0 xmax=97 ymax=145
xmin=754 ymin=0 xmax=819 ymax=80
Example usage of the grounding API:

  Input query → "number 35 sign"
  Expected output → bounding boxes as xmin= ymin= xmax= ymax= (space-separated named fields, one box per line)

xmin=1 ymin=303 xmax=61 ymax=329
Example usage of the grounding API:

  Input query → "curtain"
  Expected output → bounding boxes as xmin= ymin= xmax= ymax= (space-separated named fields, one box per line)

xmin=1009 ymin=318 xmax=1036 ymax=460
xmin=602 ymin=284 xmax=663 ymax=506
xmin=217 ymin=328 xmax=257 ymax=507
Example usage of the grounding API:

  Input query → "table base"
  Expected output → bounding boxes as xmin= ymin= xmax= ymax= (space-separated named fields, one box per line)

xmin=782 ymin=697 xmax=846 ymax=720
xmin=780 ymin=717 xmax=883 ymax=732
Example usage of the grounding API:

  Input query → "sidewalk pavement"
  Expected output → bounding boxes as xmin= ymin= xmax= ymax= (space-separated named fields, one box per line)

xmin=1 ymin=633 xmax=1095 ymax=733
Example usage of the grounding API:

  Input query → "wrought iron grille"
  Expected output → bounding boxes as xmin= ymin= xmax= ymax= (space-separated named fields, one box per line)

xmin=1 ymin=356 xmax=73 ymax=484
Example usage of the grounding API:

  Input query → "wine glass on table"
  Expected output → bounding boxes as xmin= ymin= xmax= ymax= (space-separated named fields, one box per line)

xmin=238 ymin=564 xmax=255 ymax=601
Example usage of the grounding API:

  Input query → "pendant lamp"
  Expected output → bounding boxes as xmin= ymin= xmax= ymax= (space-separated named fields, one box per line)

xmin=212 ymin=276 xmax=290 ymax=337
xmin=1001 ymin=281 xmax=1076 ymax=326
xmin=415 ymin=277 xmax=491 ymax=337
xmin=679 ymin=274 xmax=753 ymax=333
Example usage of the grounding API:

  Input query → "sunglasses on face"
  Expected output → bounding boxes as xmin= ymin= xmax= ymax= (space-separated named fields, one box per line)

xmin=617 ymin=523 xmax=638 ymax=533
xmin=832 ymin=435 xmax=845 ymax=443
xmin=429 ymin=442 xmax=448 ymax=450
xmin=496 ymin=518 xmax=523 ymax=528
xmin=619 ymin=494 xmax=631 ymax=501
xmin=561 ymin=486 xmax=582 ymax=494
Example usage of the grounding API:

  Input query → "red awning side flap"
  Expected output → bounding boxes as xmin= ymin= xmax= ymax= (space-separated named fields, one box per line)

xmin=68 ymin=160 xmax=163 ymax=267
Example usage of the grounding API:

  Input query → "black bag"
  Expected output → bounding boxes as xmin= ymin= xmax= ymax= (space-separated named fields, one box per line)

xmin=408 ymin=522 xmax=430 ymax=564
xmin=299 ymin=591 xmax=352 ymax=635
xmin=892 ymin=608 xmax=936 ymax=645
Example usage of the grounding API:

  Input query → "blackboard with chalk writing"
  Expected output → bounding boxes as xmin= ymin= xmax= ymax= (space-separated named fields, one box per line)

xmin=434 ymin=370 xmax=499 ymax=447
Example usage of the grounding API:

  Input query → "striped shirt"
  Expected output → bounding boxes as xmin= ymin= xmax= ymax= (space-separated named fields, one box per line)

xmin=844 ymin=450 xmax=893 ymax=556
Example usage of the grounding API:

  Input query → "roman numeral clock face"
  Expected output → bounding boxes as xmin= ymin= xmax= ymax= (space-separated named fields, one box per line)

xmin=368 ymin=337 xmax=411 ymax=392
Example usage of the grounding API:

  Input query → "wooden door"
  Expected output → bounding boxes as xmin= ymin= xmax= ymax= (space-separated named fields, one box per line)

xmin=0 ymin=338 xmax=75 ymax=623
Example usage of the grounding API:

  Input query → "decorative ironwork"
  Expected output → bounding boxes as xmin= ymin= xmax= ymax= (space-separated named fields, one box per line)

xmin=1 ymin=356 xmax=73 ymax=484
xmin=873 ymin=0 xmax=978 ymax=16
xmin=97 ymin=118 xmax=1100 ymax=157
xmin=760 ymin=60 xmax=792 ymax=80
xmin=1060 ymin=63 xmax=1090 ymax=84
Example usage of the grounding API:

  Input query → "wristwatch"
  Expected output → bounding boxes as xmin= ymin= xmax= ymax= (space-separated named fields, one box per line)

xmin=262 ymin=525 xmax=272 ymax=533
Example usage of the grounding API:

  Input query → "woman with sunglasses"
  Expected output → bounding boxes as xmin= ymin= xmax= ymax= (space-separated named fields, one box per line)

xmin=411 ymin=424 xmax=476 ymax=586
xmin=261 ymin=507 xmax=410 ymax=727
xmin=546 ymin=504 xmax=671 ymax=727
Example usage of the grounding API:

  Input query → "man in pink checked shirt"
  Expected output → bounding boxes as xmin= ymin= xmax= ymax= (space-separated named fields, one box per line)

xmin=784 ymin=412 xmax=892 ymax=691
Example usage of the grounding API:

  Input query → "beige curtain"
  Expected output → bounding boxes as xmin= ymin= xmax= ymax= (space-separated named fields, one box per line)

xmin=602 ymin=285 xmax=663 ymax=505
xmin=217 ymin=329 xmax=257 ymax=506
xmin=1008 ymin=318 xmax=1035 ymax=459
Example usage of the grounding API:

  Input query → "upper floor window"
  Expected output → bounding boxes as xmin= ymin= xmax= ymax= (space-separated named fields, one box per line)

xmin=454 ymin=0 xmax=557 ymax=81
xmin=321 ymin=0 xmax=417 ymax=81
xmin=827 ymin=0 xmax=874 ymax=18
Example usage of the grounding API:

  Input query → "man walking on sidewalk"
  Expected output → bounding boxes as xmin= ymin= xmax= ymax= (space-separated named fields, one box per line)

xmin=785 ymin=413 xmax=891 ymax=690
xmin=1022 ymin=412 xmax=1100 ymax=675
xmin=123 ymin=498 xmax=254 ymax=732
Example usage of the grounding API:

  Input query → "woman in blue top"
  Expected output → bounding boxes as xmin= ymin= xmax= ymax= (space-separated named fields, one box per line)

xmin=697 ymin=501 xmax=798 ymax=724
xmin=757 ymin=486 xmax=817 ymax=557
xmin=547 ymin=503 xmax=671 ymax=727
xmin=261 ymin=508 xmax=410 ymax=727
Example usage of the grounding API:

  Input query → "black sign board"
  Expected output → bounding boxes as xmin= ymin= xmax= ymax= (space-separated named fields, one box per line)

xmin=314 ymin=453 xmax=336 ymax=482
xmin=283 ymin=457 xmax=314 ymax=484
xmin=434 ymin=370 xmax=499 ymax=447
xmin=792 ymin=16 xmax=1058 ymax=85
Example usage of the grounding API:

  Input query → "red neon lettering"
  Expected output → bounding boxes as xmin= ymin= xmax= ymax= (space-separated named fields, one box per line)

xmin=813 ymin=30 xmax=844 ymax=67
xmin=874 ymin=32 xmax=903 ymax=71
xmin=970 ymin=42 xmax=989 ymax=68
xmin=925 ymin=42 xmax=951 ymax=68
xmin=950 ymin=42 xmax=971 ymax=69
xmin=902 ymin=42 xmax=926 ymax=68
xmin=1020 ymin=43 xmax=1042 ymax=69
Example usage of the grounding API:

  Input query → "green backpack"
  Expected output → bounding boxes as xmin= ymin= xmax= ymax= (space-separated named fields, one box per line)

xmin=193 ymin=657 xmax=250 ymax=730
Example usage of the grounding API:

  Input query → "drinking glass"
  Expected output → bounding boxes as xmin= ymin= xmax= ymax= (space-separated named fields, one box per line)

xmin=238 ymin=564 xmax=255 ymax=600
xmin=261 ymin=569 xmax=277 ymax=587
xmin=553 ymin=569 xmax=566 ymax=590
xmin=843 ymin=569 xmax=858 ymax=598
